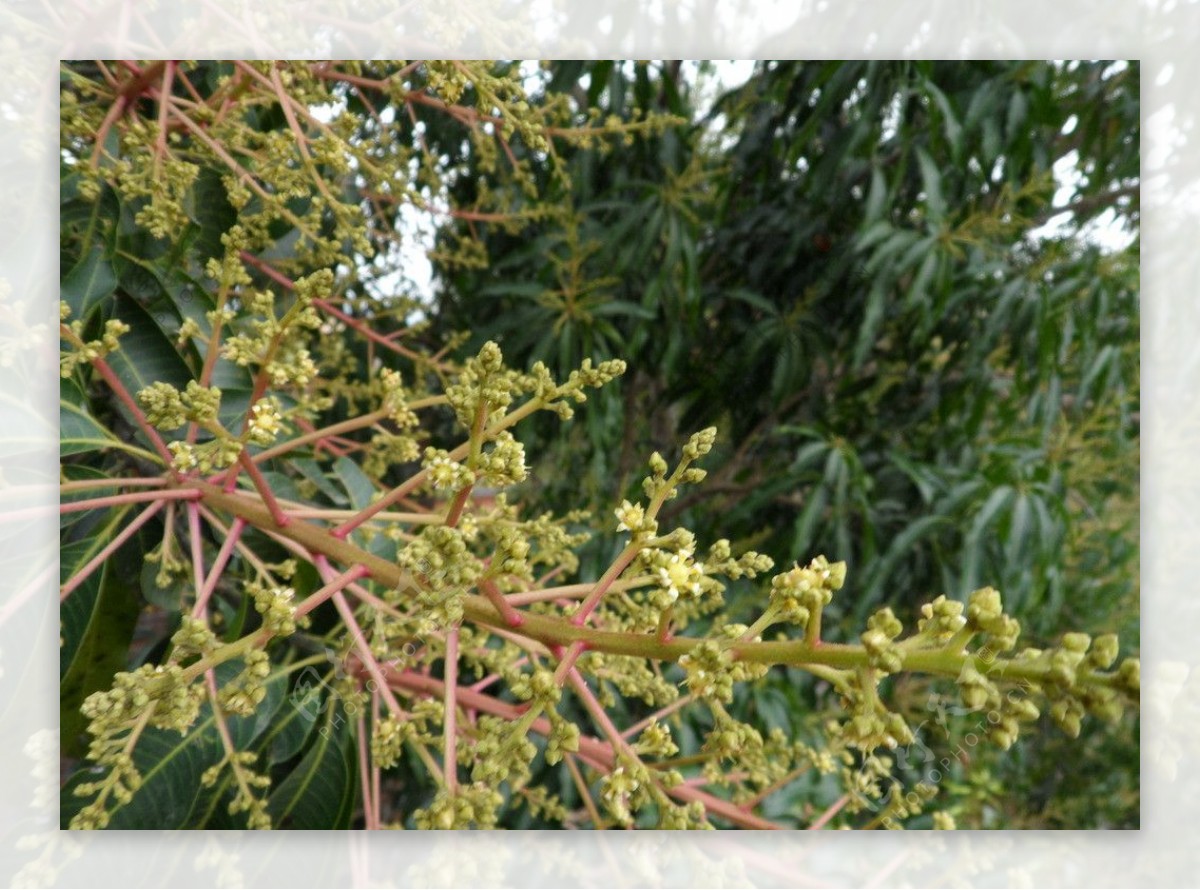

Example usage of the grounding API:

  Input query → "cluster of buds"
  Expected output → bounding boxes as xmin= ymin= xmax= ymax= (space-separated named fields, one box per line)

xmin=679 ymin=640 xmax=735 ymax=704
xmin=488 ymin=526 xmax=533 ymax=580
xmin=59 ymin=313 xmax=130 ymax=377
xmin=364 ymin=431 xmax=422 ymax=478
xmin=220 ymin=267 xmax=324 ymax=387
xmin=444 ymin=340 xmax=516 ymax=427
xmin=599 ymin=757 xmax=653 ymax=826
xmin=137 ymin=380 xmax=222 ymax=430
xmin=167 ymin=438 xmax=243 ymax=473
xmin=202 ymin=750 xmax=272 ymax=830
xmin=509 ymin=668 xmax=561 ymax=708
xmin=471 ymin=715 xmax=538 ymax=788
xmin=861 ymin=607 xmax=904 ymax=673
xmin=378 ymin=368 xmax=420 ymax=428
xmin=1028 ymin=632 xmax=1140 ymax=737
xmin=964 ymin=586 xmax=1021 ymax=652
xmin=705 ymin=539 xmax=775 ymax=579
xmin=544 ymin=714 xmax=581 ymax=765
xmin=371 ymin=715 xmax=415 ymax=770
xmin=399 ymin=525 xmax=481 ymax=591
xmin=634 ymin=721 xmax=679 ymax=759
xmin=170 ymin=615 xmax=217 ymax=658
xmin=81 ymin=663 xmax=203 ymax=737
xmin=989 ymin=692 xmax=1042 ymax=749
xmin=414 ymin=784 xmax=504 ymax=830
xmin=218 ymin=650 xmax=271 ymax=716
xmin=69 ymin=753 xmax=140 ymax=829
xmin=549 ymin=358 xmax=628 ymax=420
xmin=658 ymin=799 xmax=713 ymax=830
xmin=637 ymin=428 xmax=713 ymax=501
xmin=681 ymin=426 xmax=718 ymax=462
xmin=917 ymin=594 xmax=968 ymax=643
xmin=249 ymin=583 xmax=300 ymax=637
xmin=839 ymin=692 xmax=916 ymax=752
xmin=475 ymin=431 xmax=527 ymax=487
xmin=703 ymin=712 xmax=764 ymax=763
xmin=768 ymin=555 xmax=847 ymax=628
xmin=146 ymin=542 xmax=189 ymax=589
xmin=957 ymin=662 xmax=1001 ymax=711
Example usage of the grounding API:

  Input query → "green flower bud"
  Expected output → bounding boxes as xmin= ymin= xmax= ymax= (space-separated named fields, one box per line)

xmin=1088 ymin=633 xmax=1120 ymax=669
xmin=1061 ymin=632 xmax=1091 ymax=654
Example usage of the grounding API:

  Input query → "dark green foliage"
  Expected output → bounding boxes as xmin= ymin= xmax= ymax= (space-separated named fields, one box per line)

xmin=425 ymin=61 xmax=1140 ymax=827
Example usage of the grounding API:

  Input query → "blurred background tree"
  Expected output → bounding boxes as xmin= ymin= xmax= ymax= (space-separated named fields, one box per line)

xmin=421 ymin=60 xmax=1140 ymax=828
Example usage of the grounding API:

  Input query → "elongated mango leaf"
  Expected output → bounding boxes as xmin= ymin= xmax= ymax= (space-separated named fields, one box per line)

xmin=267 ymin=695 xmax=358 ymax=829
xmin=60 ymin=398 xmax=121 ymax=456
xmin=104 ymin=293 xmax=192 ymax=399
xmin=62 ymin=246 xmax=118 ymax=319
xmin=333 ymin=455 xmax=378 ymax=510
xmin=60 ymin=505 xmax=131 ymax=671
xmin=261 ymin=679 xmax=322 ymax=765
xmin=60 ymin=559 xmax=142 ymax=757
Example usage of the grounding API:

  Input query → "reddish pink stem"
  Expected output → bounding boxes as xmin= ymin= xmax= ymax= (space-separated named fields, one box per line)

xmin=61 ymin=488 xmax=199 ymax=513
xmin=236 ymin=249 xmax=448 ymax=370
xmin=565 ymin=668 xmax=636 ymax=759
xmin=193 ymin=517 xmax=246 ymax=618
xmin=186 ymin=500 xmax=206 ymax=597
xmin=356 ymin=710 xmax=377 ymax=830
xmin=552 ymin=545 xmax=641 ymax=684
xmin=620 ymin=694 xmax=695 ymax=740
xmin=312 ymin=297 xmax=438 ymax=367
xmin=235 ymin=451 xmax=290 ymax=526
xmin=319 ymin=558 xmax=418 ymax=735
xmin=60 ymin=500 xmax=165 ymax=599
xmin=807 ymin=793 xmax=849 ymax=830
xmin=443 ymin=627 xmax=460 ymax=794
xmin=380 ymin=665 xmax=783 ymax=829
xmin=297 ymin=560 xmax=370 ymax=619
xmin=478 ymin=577 xmax=525 ymax=627
xmin=332 ymin=469 xmax=427 ymax=539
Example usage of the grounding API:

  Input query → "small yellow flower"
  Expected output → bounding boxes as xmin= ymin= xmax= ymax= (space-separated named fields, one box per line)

xmin=657 ymin=550 xmax=705 ymax=602
xmin=614 ymin=499 xmax=644 ymax=533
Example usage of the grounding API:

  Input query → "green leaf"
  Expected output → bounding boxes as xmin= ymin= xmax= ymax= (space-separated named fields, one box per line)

xmin=185 ymin=166 xmax=239 ymax=261
xmin=1005 ymin=492 xmax=1032 ymax=567
xmin=333 ymin=455 xmax=378 ymax=510
xmin=104 ymin=294 xmax=192 ymax=405
xmin=60 ymin=397 xmax=121 ymax=456
xmin=62 ymin=246 xmax=118 ymax=319
xmin=60 ymin=506 xmax=131 ymax=671
xmin=267 ymin=696 xmax=358 ymax=829
xmin=923 ymin=78 xmax=963 ymax=160
xmin=262 ymin=677 xmax=322 ymax=765
xmin=864 ymin=166 xmax=888 ymax=224
xmin=915 ymin=147 xmax=946 ymax=223
xmin=60 ymin=559 xmax=142 ymax=757
xmin=852 ymin=282 xmax=887 ymax=370
xmin=861 ymin=514 xmax=947 ymax=607
xmin=292 ymin=457 xmax=349 ymax=504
